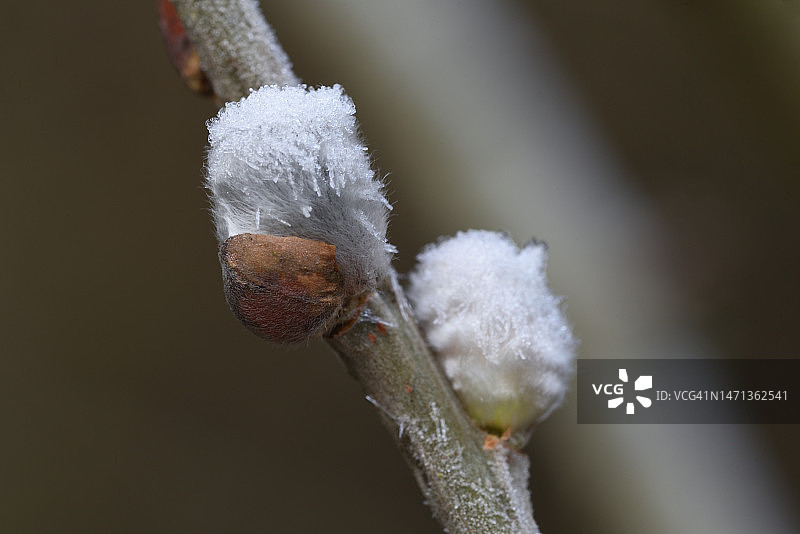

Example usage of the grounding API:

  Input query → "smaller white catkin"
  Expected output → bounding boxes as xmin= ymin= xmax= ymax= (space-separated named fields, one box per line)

xmin=206 ymin=84 xmax=394 ymax=294
xmin=407 ymin=230 xmax=576 ymax=433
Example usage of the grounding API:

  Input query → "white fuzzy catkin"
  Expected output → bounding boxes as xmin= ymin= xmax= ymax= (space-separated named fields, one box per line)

xmin=206 ymin=84 xmax=394 ymax=294
xmin=408 ymin=230 xmax=576 ymax=432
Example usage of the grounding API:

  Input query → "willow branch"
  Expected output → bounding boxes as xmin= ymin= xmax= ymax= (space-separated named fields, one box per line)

xmin=171 ymin=0 xmax=298 ymax=101
xmin=328 ymin=275 xmax=538 ymax=533
xmin=170 ymin=1 xmax=539 ymax=531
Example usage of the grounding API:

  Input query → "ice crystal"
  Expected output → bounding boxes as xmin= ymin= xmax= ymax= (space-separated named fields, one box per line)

xmin=408 ymin=230 xmax=576 ymax=432
xmin=206 ymin=84 xmax=394 ymax=294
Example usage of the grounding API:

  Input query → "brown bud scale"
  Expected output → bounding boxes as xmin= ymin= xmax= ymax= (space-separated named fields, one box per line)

xmin=157 ymin=0 xmax=213 ymax=96
xmin=220 ymin=233 xmax=346 ymax=344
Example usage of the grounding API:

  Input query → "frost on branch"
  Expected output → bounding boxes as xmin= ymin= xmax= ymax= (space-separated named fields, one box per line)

xmin=408 ymin=230 xmax=576 ymax=434
xmin=206 ymin=85 xmax=394 ymax=295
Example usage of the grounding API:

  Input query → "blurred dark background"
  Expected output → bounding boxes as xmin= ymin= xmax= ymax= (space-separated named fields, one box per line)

xmin=1 ymin=1 xmax=799 ymax=532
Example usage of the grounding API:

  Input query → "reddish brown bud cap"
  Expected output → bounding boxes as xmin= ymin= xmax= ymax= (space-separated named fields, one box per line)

xmin=220 ymin=234 xmax=346 ymax=344
xmin=157 ymin=0 xmax=213 ymax=96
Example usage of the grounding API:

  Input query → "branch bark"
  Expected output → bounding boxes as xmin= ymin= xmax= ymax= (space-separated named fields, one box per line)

xmin=327 ymin=275 xmax=538 ymax=533
xmin=171 ymin=0 xmax=298 ymax=101
xmin=169 ymin=1 xmax=539 ymax=531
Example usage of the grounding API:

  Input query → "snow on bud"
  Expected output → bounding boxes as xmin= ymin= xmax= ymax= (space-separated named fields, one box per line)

xmin=407 ymin=230 xmax=576 ymax=434
xmin=206 ymin=84 xmax=394 ymax=296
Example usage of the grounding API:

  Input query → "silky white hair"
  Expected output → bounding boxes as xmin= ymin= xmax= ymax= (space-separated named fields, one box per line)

xmin=206 ymin=84 xmax=394 ymax=294
xmin=408 ymin=230 xmax=576 ymax=431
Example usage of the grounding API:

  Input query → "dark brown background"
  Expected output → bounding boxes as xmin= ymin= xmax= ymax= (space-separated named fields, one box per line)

xmin=2 ymin=1 xmax=799 ymax=532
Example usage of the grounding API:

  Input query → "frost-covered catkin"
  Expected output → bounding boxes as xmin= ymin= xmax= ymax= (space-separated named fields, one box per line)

xmin=206 ymin=84 xmax=394 ymax=295
xmin=408 ymin=230 xmax=576 ymax=434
